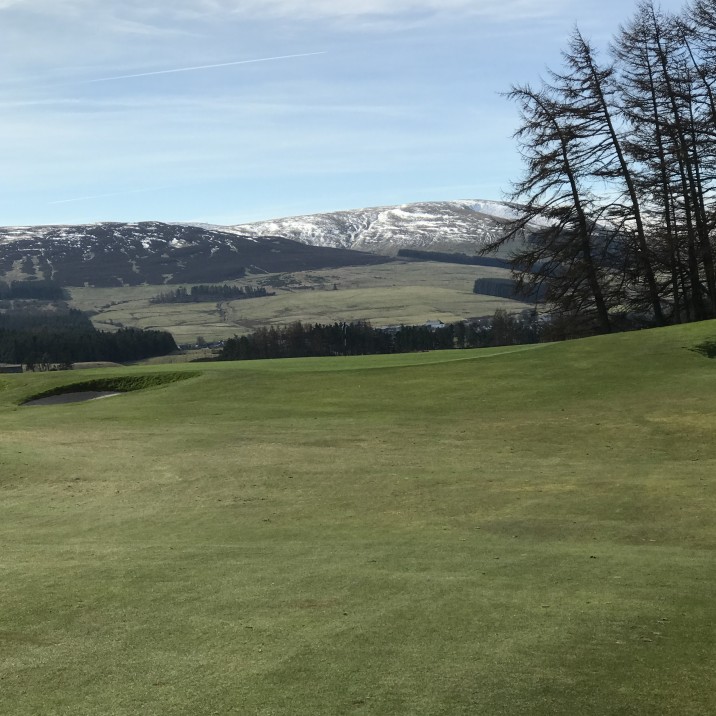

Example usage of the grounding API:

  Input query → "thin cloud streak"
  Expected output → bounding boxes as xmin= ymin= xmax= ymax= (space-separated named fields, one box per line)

xmin=49 ymin=186 xmax=171 ymax=204
xmin=82 ymin=51 xmax=327 ymax=83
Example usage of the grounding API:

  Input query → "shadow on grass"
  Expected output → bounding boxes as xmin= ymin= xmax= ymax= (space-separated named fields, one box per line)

xmin=692 ymin=339 xmax=716 ymax=358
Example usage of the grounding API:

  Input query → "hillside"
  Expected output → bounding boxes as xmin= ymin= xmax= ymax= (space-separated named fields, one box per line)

xmin=1 ymin=321 xmax=715 ymax=714
xmin=68 ymin=262 xmax=532 ymax=344
xmin=0 ymin=222 xmax=389 ymax=288
xmin=0 ymin=201 xmax=543 ymax=342
xmin=0 ymin=201 xmax=530 ymax=292
xmin=226 ymin=200 xmax=532 ymax=256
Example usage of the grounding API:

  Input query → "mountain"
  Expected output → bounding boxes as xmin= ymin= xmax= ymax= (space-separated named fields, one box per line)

xmin=225 ymin=200 xmax=529 ymax=257
xmin=0 ymin=201 xmax=532 ymax=289
xmin=0 ymin=222 xmax=389 ymax=288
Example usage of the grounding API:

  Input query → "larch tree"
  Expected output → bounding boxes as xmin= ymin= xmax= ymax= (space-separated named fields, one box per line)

xmin=552 ymin=28 xmax=666 ymax=323
xmin=489 ymin=81 xmax=613 ymax=333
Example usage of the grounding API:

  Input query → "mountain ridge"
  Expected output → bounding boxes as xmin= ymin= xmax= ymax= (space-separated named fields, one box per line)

xmin=222 ymin=200 xmax=526 ymax=257
xmin=0 ymin=200 xmax=527 ymax=288
xmin=0 ymin=221 xmax=389 ymax=288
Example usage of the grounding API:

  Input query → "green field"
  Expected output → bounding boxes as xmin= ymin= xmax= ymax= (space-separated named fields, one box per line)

xmin=1 ymin=322 xmax=715 ymax=715
xmin=68 ymin=261 xmax=533 ymax=343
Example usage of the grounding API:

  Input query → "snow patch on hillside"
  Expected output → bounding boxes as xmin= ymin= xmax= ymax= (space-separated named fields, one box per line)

xmin=227 ymin=200 xmax=532 ymax=255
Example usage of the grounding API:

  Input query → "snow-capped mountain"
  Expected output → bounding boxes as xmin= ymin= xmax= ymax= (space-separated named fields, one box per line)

xmin=0 ymin=200 xmax=529 ymax=288
xmin=0 ymin=222 xmax=388 ymax=288
xmin=226 ymin=200 xmax=527 ymax=257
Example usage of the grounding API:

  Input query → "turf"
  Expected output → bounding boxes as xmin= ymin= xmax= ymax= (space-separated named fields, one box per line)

xmin=1 ymin=323 xmax=715 ymax=714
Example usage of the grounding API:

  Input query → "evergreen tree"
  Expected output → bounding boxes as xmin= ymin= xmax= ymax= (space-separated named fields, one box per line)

xmin=489 ymin=81 xmax=613 ymax=333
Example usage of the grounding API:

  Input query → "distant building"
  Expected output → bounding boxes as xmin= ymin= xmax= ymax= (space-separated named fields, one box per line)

xmin=423 ymin=320 xmax=447 ymax=329
xmin=0 ymin=364 xmax=23 ymax=374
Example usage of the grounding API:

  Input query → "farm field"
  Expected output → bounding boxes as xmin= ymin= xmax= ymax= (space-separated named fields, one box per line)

xmin=1 ymin=322 xmax=716 ymax=714
xmin=68 ymin=260 xmax=533 ymax=343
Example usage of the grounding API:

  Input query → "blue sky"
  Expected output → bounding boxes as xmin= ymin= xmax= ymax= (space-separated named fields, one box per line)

xmin=0 ymin=0 xmax=687 ymax=226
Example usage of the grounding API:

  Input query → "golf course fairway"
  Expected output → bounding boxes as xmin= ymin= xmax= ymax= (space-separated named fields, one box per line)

xmin=1 ymin=321 xmax=715 ymax=715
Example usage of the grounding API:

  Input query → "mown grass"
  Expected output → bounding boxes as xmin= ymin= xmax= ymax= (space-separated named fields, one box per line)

xmin=1 ymin=323 xmax=715 ymax=714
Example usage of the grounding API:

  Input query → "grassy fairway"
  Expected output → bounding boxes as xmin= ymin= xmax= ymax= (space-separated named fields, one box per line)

xmin=1 ymin=324 xmax=715 ymax=715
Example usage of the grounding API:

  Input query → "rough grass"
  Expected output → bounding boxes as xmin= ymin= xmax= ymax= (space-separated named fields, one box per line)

xmin=68 ymin=261 xmax=533 ymax=343
xmin=0 ymin=324 xmax=715 ymax=714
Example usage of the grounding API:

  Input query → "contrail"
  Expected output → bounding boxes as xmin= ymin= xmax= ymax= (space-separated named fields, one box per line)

xmin=84 ymin=51 xmax=327 ymax=83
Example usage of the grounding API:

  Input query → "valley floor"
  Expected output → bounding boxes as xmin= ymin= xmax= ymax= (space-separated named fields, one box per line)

xmin=68 ymin=260 xmax=533 ymax=343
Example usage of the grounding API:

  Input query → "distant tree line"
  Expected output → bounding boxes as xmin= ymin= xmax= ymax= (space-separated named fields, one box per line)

xmin=489 ymin=0 xmax=716 ymax=335
xmin=0 ymin=280 xmax=67 ymax=301
xmin=219 ymin=313 xmax=540 ymax=361
xmin=149 ymin=284 xmax=273 ymax=304
xmin=398 ymin=248 xmax=510 ymax=269
xmin=0 ymin=309 xmax=177 ymax=367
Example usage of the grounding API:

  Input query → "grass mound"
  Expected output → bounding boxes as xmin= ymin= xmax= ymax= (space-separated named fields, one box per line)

xmin=20 ymin=371 xmax=198 ymax=405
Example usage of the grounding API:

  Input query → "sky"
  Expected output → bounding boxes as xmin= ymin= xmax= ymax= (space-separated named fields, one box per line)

xmin=0 ymin=0 xmax=689 ymax=227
